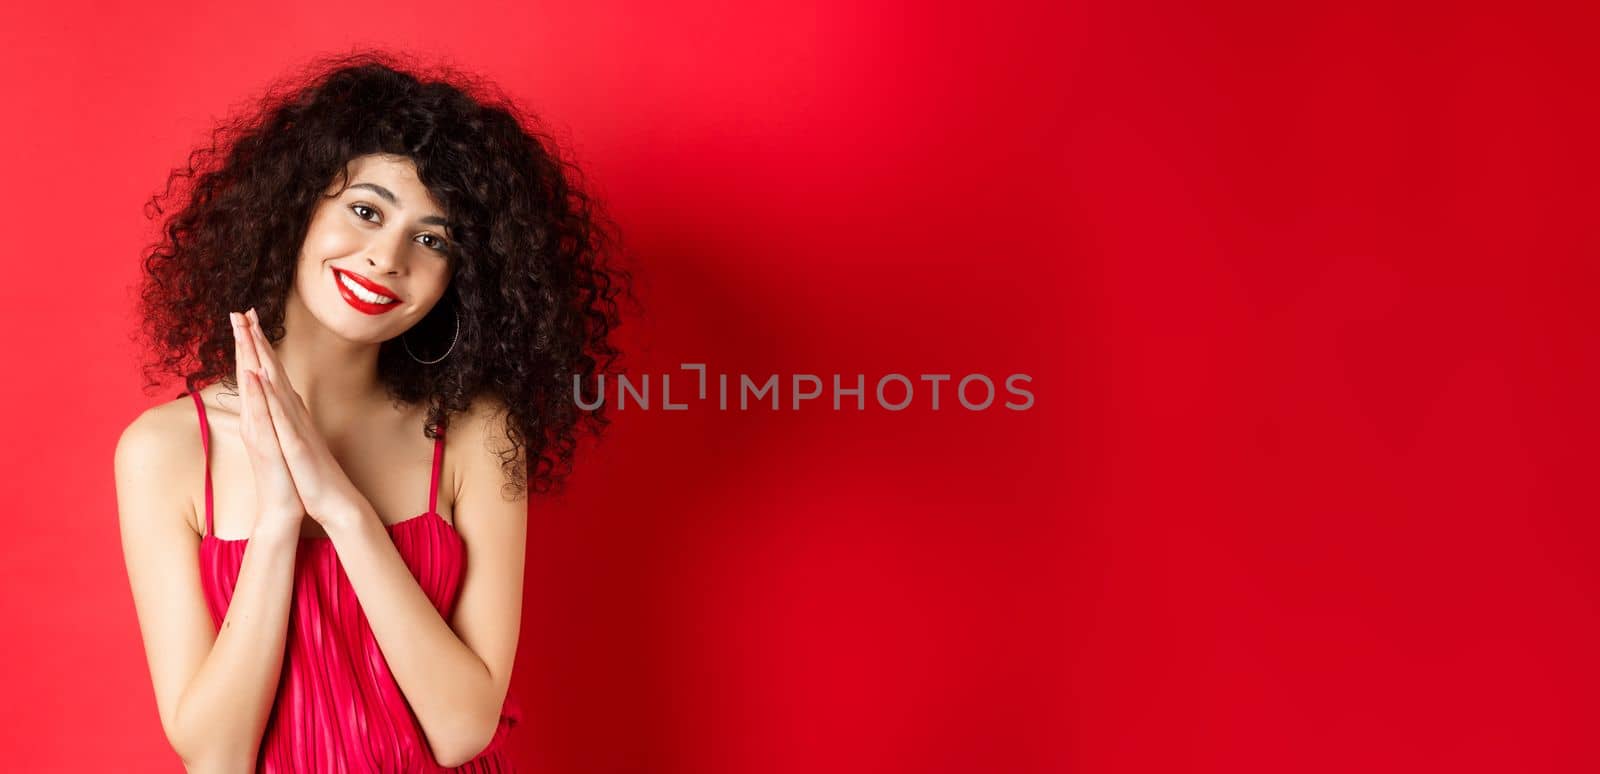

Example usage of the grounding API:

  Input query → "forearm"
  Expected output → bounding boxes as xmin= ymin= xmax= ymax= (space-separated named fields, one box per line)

xmin=327 ymin=508 xmax=502 ymax=765
xmin=170 ymin=528 xmax=299 ymax=771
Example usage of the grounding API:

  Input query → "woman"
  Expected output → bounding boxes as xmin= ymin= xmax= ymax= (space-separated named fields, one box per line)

xmin=114 ymin=51 xmax=630 ymax=772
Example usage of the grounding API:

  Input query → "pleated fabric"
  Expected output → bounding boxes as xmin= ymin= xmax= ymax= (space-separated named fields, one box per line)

xmin=189 ymin=391 xmax=521 ymax=773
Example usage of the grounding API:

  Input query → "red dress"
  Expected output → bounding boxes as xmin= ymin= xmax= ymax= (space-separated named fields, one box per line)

xmin=189 ymin=391 xmax=521 ymax=772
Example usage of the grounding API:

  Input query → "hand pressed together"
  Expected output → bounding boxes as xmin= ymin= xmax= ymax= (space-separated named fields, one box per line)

xmin=232 ymin=307 xmax=374 ymax=536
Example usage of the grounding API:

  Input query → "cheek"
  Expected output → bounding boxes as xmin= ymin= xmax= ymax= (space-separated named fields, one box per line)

xmin=305 ymin=216 xmax=361 ymax=255
xmin=420 ymin=265 xmax=453 ymax=302
xmin=294 ymin=239 xmax=336 ymax=289
xmin=296 ymin=220 xmax=357 ymax=282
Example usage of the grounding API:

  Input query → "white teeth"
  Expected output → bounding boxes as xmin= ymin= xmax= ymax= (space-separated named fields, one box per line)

xmin=338 ymin=272 xmax=396 ymax=305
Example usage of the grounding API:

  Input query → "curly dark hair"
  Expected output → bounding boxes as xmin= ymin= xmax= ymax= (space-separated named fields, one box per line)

xmin=134 ymin=49 xmax=636 ymax=497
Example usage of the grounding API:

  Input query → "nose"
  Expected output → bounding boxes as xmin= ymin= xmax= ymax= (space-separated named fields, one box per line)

xmin=363 ymin=230 xmax=410 ymax=275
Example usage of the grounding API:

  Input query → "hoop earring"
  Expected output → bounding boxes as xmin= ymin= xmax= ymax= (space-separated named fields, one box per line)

xmin=403 ymin=305 xmax=459 ymax=364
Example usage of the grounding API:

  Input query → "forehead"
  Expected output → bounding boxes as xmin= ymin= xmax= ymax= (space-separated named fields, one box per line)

xmin=343 ymin=153 xmax=418 ymax=181
xmin=328 ymin=154 xmax=445 ymax=212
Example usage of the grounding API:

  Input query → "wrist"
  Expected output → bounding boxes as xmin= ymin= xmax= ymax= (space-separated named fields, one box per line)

xmin=248 ymin=519 xmax=303 ymax=550
xmin=319 ymin=502 xmax=376 ymax=541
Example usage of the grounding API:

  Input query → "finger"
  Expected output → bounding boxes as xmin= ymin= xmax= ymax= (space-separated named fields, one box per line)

xmin=238 ymin=367 xmax=259 ymax=448
xmin=235 ymin=312 xmax=261 ymax=372
xmin=247 ymin=320 xmax=313 ymax=424
xmin=235 ymin=336 xmax=251 ymax=428
xmin=239 ymin=310 xmax=263 ymax=372
xmin=246 ymin=311 xmax=297 ymax=414
xmin=232 ymin=312 xmax=262 ymax=389
xmin=246 ymin=371 xmax=303 ymax=509
xmin=243 ymin=369 xmax=288 ymax=460
xmin=246 ymin=308 xmax=289 ymax=391
xmin=255 ymin=367 xmax=305 ymax=458
xmin=230 ymin=313 xmax=246 ymax=397
xmin=264 ymin=365 xmax=311 ymax=416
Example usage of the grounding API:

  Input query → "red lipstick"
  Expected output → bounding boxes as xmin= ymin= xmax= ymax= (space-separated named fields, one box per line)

xmin=333 ymin=268 xmax=401 ymax=315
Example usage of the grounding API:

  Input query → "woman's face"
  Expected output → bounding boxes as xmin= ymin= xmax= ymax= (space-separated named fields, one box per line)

xmin=291 ymin=153 xmax=454 ymax=344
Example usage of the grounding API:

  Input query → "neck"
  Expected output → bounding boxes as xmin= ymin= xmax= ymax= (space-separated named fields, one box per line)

xmin=268 ymin=289 xmax=389 ymax=430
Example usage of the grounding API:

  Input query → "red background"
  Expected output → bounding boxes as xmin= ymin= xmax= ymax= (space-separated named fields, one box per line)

xmin=2 ymin=1 xmax=1596 ymax=772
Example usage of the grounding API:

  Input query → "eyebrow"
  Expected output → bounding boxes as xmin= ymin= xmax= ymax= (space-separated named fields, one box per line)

xmin=348 ymin=182 xmax=451 ymax=228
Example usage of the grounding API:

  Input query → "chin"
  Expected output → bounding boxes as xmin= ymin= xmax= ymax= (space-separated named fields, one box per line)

xmin=311 ymin=300 xmax=407 ymax=344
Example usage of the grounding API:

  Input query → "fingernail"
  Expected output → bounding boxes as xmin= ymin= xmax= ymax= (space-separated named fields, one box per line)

xmin=230 ymin=312 xmax=240 ymax=327
xmin=248 ymin=308 xmax=259 ymax=325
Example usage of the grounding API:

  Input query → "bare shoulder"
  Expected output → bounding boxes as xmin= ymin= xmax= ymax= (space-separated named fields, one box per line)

xmin=114 ymin=392 xmax=205 ymax=536
xmin=448 ymin=393 xmax=527 ymax=506
xmin=451 ymin=396 xmax=518 ymax=457
xmin=115 ymin=393 xmax=201 ymax=475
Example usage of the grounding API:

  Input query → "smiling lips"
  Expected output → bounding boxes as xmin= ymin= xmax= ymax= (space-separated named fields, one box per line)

xmin=333 ymin=268 xmax=401 ymax=315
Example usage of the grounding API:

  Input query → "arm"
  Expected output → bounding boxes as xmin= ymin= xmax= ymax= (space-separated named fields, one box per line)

xmin=322 ymin=397 xmax=527 ymax=768
xmin=116 ymin=407 xmax=300 ymax=773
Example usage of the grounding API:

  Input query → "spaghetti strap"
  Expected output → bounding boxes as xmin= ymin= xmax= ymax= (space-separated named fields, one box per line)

xmin=189 ymin=390 xmax=215 ymax=539
xmin=427 ymin=425 xmax=446 ymax=515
